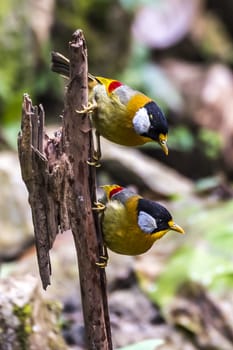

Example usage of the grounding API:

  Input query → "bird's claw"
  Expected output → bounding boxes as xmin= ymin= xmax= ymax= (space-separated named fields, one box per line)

xmin=76 ymin=100 xmax=97 ymax=114
xmin=96 ymin=255 xmax=108 ymax=268
xmin=87 ymin=159 xmax=101 ymax=167
xmin=87 ymin=150 xmax=101 ymax=167
xmin=92 ymin=202 xmax=105 ymax=211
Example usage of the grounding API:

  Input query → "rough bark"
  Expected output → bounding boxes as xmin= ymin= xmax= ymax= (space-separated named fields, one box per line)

xmin=18 ymin=29 xmax=112 ymax=349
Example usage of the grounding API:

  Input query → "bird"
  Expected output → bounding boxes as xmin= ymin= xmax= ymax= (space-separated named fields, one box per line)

xmin=51 ymin=52 xmax=169 ymax=158
xmin=100 ymin=184 xmax=184 ymax=256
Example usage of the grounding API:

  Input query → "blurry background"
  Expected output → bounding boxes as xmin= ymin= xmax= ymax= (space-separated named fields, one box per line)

xmin=1 ymin=0 xmax=233 ymax=349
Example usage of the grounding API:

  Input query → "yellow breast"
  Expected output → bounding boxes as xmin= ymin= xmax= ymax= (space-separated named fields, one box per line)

xmin=90 ymin=84 xmax=152 ymax=146
xmin=102 ymin=197 xmax=162 ymax=255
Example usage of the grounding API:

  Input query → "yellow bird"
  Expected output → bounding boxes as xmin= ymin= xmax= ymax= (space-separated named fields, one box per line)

xmin=51 ymin=52 xmax=169 ymax=156
xmin=101 ymin=185 xmax=184 ymax=256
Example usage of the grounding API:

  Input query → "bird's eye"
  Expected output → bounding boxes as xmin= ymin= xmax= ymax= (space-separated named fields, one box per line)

xmin=149 ymin=114 xmax=153 ymax=121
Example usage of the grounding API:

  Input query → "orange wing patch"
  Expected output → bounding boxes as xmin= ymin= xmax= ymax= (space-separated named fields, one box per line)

xmin=126 ymin=94 xmax=152 ymax=118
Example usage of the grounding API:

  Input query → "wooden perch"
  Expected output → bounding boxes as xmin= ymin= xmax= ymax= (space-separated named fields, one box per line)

xmin=18 ymin=97 xmax=64 ymax=289
xmin=18 ymin=29 xmax=112 ymax=349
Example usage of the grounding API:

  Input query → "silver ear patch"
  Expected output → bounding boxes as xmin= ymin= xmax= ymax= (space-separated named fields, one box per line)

xmin=132 ymin=107 xmax=151 ymax=135
xmin=138 ymin=211 xmax=157 ymax=234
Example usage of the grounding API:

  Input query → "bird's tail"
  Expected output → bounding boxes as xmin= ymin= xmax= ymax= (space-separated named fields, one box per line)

xmin=51 ymin=52 xmax=70 ymax=78
xmin=51 ymin=51 xmax=96 ymax=82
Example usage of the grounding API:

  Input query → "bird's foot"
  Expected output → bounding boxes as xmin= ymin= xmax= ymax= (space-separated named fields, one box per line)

xmin=96 ymin=256 xmax=108 ymax=268
xmin=87 ymin=150 xmax=101 ymax=167
xmin=76 ymin=100 xmax=97 ymax=114
xmin=92 ymin=201 xmax=105 ymax=211
xmin=87 ymin=159 xmax=101 ymax=167
xmin=96 ymin=248 xmax=108 ymax=268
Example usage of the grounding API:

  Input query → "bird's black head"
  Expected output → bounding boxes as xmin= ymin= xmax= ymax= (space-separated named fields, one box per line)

xmin=132 ymin=101 xmax=168 ymax=155
xmin=138 ymin=199 xmax=172 ymax=233
xmin=137 ymin=198 xmax=185 ymax=236
xmin=144 ymin=101 xmax=168 ymax=139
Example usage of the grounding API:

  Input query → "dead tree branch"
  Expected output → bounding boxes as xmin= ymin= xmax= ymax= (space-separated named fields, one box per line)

xmin=18 ymin=29 xmax=112 ymax=349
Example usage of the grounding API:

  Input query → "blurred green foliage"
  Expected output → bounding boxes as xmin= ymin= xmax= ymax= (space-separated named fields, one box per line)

xmin=0 ymin=0 xmax=61 ymax=148
xmin=54 ymin=0 xmax=132 ymax=76
xmin=146 ymin=199 xmax=233 ymax=308
xmin=120 ymin=43 xmax=183 ymax=112
xmin=198 ymin=128 xmax=222 ymax=159
xmin=0 ymin=0 xmax=132 ymax=148
xmin=167 ymin=126 xmax=195 ymax=151
xmin=196 ymin=12 xmax=233 ymax=63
